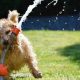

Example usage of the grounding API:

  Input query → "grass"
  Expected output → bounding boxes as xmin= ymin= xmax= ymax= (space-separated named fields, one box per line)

xmin=15 ymin=30 xmax=80 ymax=80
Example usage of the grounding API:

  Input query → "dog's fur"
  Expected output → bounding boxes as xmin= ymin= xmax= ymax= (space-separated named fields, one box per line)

xmin=0 ymin=10 xmax=42 ymax=80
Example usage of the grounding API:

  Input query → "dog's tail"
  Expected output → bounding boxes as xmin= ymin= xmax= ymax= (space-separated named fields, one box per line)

xmin=8 ymin=10 xmax=19 ymax=24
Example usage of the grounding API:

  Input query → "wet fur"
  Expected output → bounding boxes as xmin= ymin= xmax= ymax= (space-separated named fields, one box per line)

xmin=0 ymin=10 xmax=42 ymax=80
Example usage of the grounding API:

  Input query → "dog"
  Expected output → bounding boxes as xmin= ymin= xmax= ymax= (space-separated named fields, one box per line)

xmin=0 ymin=10 xmax=42 ymax=80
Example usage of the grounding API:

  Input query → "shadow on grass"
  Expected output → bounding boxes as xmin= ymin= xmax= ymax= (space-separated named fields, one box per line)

xmin=57 ymin=43 xmax=80 ymax=64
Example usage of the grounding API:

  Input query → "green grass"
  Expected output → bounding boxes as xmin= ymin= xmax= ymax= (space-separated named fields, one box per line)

xmin=15 ymin=30 xmax=80 ymax=80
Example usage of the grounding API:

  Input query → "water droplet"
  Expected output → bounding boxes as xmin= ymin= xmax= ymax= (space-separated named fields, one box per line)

xmin=62 ymin=28 xmax=64 ymax=30
xmin=31 ymin=22 xmax=34 ymax=23
xmin=36 ymin=19 xmax=39 ymax=21
xmin=74 ymin=9 xmax=77 ymax=12
xmin=73 ymin=28 xmax=75 ymax=31
xmin=56 ymin=17 xmax=58 ymax=20
xmin=59 ymin=11 xmax=62 ymax=14
xmin=71 ymin=16 xmax=74 ymax=17
xmin=62 ymin=9 xmax=65 ymax=12
xmin=77 ymin=17 xmax=80 ymax=20
xmin=65 ymin=22 xmax=67 ymax=24
xmin=40 ymin=13 xmax=42 ymax=15
xmin=63 ymin=6 xmax=66 ymax=8
xmin=64 ymin=1 xmax=66 ymax=4
xmin=49 ymin=20 xmax=51 ymax=23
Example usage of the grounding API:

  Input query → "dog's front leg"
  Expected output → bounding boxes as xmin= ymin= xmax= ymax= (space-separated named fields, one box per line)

xmin=23 ymin=40 xmax=42 ymax=78
xmin=25 ymin=52 xmax=42 ymax=78
xmin=20 ymin=35 xmax=42 ymax=78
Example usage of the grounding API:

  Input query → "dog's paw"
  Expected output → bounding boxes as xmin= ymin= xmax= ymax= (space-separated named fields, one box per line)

xmin=32 ymin=71 xmax=42 ymax=78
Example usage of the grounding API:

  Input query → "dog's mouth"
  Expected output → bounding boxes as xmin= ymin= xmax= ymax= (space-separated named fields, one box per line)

xmin=0 ymin=32 xmax=17 ymax=54
xmin=0 ymin=27 xmax=20 ymax=51
xmin=2 ymin=40 xmax=9 ymax=46
xmin=0 ymin=30 xmax=19 ymax=63
xmin=0 ymin=33 xmax=17 ymax=50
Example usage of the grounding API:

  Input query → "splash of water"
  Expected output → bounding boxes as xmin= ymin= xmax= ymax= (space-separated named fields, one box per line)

xmin=17 ymin=0 xmax=44 ymax=29
xmin=54 ymin=1 xmax=66 ymax=22
xmin=46 ymin=0 xmax=58 ymax=8
xmin=17 ymin=0 xmax=58 ymax=30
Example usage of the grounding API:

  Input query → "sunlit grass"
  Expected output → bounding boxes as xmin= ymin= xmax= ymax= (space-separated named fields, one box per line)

xmin=15 ymin=30 xmax=80 ymax=80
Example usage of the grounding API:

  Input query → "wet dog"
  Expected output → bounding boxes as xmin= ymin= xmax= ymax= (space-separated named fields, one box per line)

xmin=0 ymin=10 xmax=42 ymax=80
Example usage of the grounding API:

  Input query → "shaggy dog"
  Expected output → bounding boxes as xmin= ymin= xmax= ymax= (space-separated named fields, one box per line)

xmin=0 ymin=10 xmax=42 ymax=80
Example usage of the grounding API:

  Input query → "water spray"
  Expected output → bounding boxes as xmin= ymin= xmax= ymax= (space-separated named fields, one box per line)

xmin=46 ymin=0 xmax=58 ymax=8
xmin=17 ymin=0 xmax=44 ymax=30
xmin=17 ymin=0 xmax=58 ymax=30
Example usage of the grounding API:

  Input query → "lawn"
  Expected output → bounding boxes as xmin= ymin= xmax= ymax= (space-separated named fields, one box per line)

xmin=15 ymin=30 xmax=80 ymax=80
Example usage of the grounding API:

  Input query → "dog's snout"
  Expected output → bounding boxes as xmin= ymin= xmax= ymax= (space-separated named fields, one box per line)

xmin=1 ymin=35 xmax=9 ymax=45
xmin=3 ymin=40 xmax=9 ymax=45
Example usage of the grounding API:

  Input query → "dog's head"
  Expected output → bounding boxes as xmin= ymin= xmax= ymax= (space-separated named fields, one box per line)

xmin=0 ymin=10 xmax=19 ymax=47
xmin=0 ymin=19 xmax=17 ymax=46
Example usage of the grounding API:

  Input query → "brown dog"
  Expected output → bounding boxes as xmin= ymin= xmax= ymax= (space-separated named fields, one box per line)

xmin=0 ymin=10 xmax=42 ymax=80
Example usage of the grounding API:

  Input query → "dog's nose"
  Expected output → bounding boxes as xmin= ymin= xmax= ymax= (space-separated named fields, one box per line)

xmin=3 ymin=40 xmax=9 ymax=46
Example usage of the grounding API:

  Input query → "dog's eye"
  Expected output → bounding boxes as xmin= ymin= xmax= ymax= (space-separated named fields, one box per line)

xmin=5 ymin=30 xmax=10 ymax=34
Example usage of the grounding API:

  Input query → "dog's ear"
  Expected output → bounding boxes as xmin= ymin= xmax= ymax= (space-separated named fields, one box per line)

xmin=8 ymin=10 xmax=11 ymax=14
xmin=13 ymin=10 xmax=20 ymax=16
xmin=8 ymin=10 xmax=19 ymax=24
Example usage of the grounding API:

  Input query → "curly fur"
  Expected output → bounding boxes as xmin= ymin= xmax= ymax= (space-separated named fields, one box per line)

xmin=0 ymin=10 xmax=42 ymax=80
